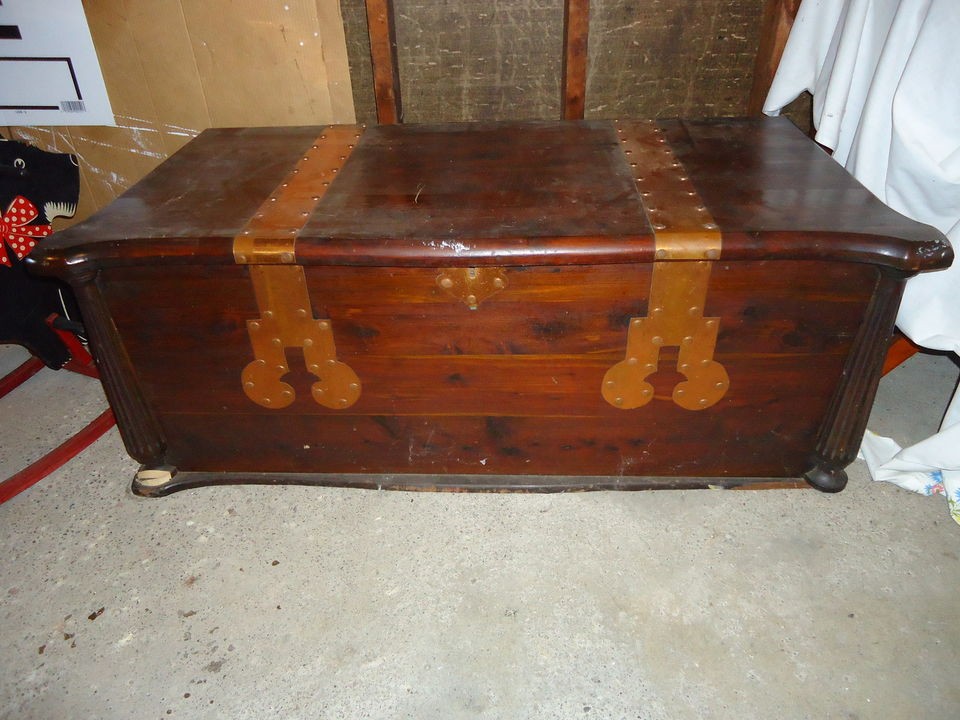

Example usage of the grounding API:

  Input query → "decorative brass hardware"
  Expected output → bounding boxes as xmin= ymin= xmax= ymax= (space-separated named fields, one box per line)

xmin=437 ymin=267 xmax=507 ymax=309
xmin=233 ymin=125 xmax=362 ymax=264
xmin=243 ymin=265 xmax=361 ymax=409
xmin=235 ymin=126 xmax=364 ymax=409
xmin=603 ymin=122 xmax=729 ymax=411
xmin=602 ymin=261 xmax=729 ymax=410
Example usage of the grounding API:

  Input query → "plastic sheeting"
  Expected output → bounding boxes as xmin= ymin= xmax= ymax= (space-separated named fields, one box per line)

xmin=764 ymin=0 xmax=960 ymax=523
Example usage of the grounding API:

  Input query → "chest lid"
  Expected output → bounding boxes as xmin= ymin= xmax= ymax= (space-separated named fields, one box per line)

xmin=32 ymin=117 xmax=951 ymax=276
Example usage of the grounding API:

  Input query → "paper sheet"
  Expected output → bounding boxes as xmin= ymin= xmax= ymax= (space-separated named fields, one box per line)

xmin=0 ymin=0 xmax=114 ymax=126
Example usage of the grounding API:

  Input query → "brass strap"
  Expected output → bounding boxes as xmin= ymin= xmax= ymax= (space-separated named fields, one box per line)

xmin=233 ymin=125 xmax=363 ymax=264
xmin=603 ymin=121 xmax=729 ymax=411
xmin=615 ymin=120 xmax=721 ymax=259
xmin=236 ymin=125 xmax=364 ymax=410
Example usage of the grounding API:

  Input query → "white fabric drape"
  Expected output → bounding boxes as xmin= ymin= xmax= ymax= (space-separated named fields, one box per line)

xmin=763 ymin=0 xmax=960 ymax=522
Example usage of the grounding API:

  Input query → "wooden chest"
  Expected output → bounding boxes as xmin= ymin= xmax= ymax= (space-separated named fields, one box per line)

xmin=30 ymin=117 xmax=952 ymax=496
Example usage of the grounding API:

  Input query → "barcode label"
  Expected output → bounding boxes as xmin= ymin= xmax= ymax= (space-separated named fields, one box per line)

xmin=60 ymin=100 xmax=86 ymax=113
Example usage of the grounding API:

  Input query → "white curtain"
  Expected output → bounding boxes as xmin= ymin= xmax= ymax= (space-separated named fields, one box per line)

xmin=763 ymin=0 xmax=960 ymax=523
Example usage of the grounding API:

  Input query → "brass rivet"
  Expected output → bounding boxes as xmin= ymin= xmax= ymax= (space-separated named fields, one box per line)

xmin=349 ymin=383 xmax=359 ymax=391
xmin=683 ymin=336 xmax=693 ymax=344
xmin=706 ymin=320 xmax=717 ymax=328
xmin=632 ymin=319 xmax=642 ymax=327
xmin=652 ymin=336 xmax=663 ymax=346
xmin=282 ymin=389 xmax=292 ymax=398
xmin=250 ymin=321 xmax=260 ymax=330
xmin=630 ymin=162 xmax=637 ymax=167
xmin=280 ymin=252 xmax=295 ymax=263
xmin=624 ymin=149 xmax=633 ymax=154
xmin=689 ymin=306 xmax=700 ymax=315
xmin=705 ymin=249 xmax=720 ymax=260
xmin=320 ymin=134 xmax=327 ymax=139
xmin=309 ymin=364 xmax=319 ymax=372
xmin=645 ymin=363 xmax=656 ymax=371
xmin=270 ymin=197 xmax=277 ymax=202
xmin=699 ymin=398 xmax=708 ymax=406
xmin=237 ymin=253 xmax=247 ymax=262
xmin=312 ymin=145 xmax=318 ymax=149
xmin=716 ymin=382 xmax=725 ymax=389
xmin=493 ymin=278 xmax=505 ymax=289
xmin=339 ymin=398 xmax=349 ymax=406
xmin=466 ymin=294 xmax=478 ymax=305
xmin=654 ymin=224 xmax=666 ymax=231
xmin=244 ymin=381 xmax=254 ymax=389
xmin=282 ymin=183 xmax=289 ymax=188
xmin=655 ymin=249 xmax=666 ymax=259
xmin=326 ymin=359 xmax=336 ymax=366
xmin=263 ymin=311 xmax=274 ymax=319
xmin=331 ymin=168 xmax=338 ymax=173
xmin=319 ymin=320 xmax=330 ymax=330
xmin=312 ymin=196 xmax=320 ymax=201
xmin=263 ymin=397 xmax=272 ymax=405
xmin=293 ymin=169 xmax=300 ymax=174
xmin=606 ymin=380 xmax=615 ymax=387
xmin=627 ymin=357 xmax=638 ymax=365
xmin=676 ymin=389 xmax=685 ymax=396
xmin=701 ymin=359 xmax=710 ymax=367
xmin=315 ymin=387 xmax=325 ymax=394
xmin=304 ymin=338 xmax=314 ymax=347
xmin=440 ymin=277 xmax=453 ymax=289
xmin=680 ymin=363 xmax=689 ymax=370
xmin=271 ymin=338 xmax=281 ymax=346
xmin=642 ymin=388 xmax=652 ymax=396
xmin=296 ymin=309 xmax=308 ymax=318
xmin=615 ymin=397 xmax=624 ymax=406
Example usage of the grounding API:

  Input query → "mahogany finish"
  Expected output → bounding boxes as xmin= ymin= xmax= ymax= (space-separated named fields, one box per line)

xmin=28 ymin=118 xmax=952 ymax=496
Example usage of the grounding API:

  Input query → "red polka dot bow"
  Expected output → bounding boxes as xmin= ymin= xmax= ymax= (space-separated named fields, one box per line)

xmin=1 ymin=196 xmax=53 ymax=267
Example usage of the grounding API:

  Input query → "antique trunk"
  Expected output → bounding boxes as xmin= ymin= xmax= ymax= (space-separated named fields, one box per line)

xmin=29 ymin=117 xmax=952 ymax=496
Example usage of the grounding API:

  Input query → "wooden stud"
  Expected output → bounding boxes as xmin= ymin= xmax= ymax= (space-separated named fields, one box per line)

xmin=747 ymin=0 xmax=802 ymax=116
xmin=561 ymin=0 xmax=590 ymax=120
xmin=364 ymin=0 xmax=403 ymax=124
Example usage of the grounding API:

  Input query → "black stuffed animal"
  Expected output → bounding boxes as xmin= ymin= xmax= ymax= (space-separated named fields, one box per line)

xmin=0 ymin=137 xmax=82 ymax=368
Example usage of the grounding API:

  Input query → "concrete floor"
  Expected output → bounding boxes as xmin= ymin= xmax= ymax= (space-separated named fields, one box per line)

xmin=1 ymin=343 xmax=958 ymax=720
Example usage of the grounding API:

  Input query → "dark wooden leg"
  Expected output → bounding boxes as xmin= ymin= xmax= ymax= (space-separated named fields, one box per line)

xmin=804 ymin=460 xmax=848 ymax=493
xmin=808 ymin=271 xmax=905 ymax=492
xmin=71 ymin=272 xmax=167 ymax=467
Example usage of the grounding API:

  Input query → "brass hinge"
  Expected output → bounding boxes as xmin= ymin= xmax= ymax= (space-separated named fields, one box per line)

xmin=603 ymin=121 xmax=730 ymax=411
xmin=234 ymin=126 xmax=365 ymax=409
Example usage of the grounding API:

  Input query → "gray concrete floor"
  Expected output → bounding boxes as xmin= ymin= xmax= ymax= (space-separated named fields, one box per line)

xmin=1 ymin=343 xmax=958 ymax=720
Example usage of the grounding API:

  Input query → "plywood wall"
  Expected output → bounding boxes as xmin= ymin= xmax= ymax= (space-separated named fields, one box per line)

xmin=4 ymin=0 xmax=356 ymax=226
